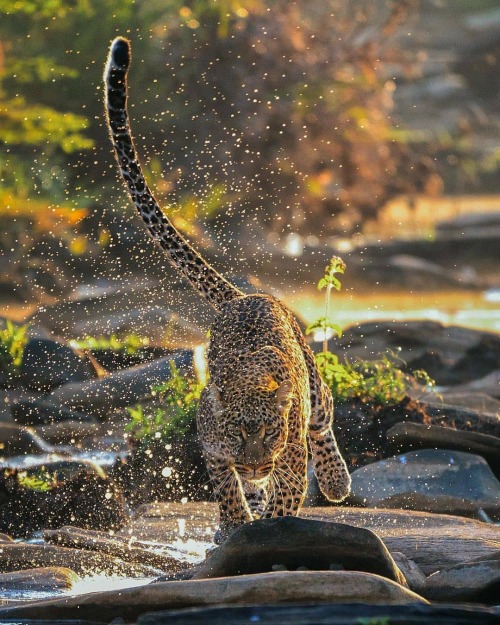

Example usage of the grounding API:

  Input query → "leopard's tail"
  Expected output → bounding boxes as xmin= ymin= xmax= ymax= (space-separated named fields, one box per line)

xmin=104 ymin=37 xmax=242 ymax=310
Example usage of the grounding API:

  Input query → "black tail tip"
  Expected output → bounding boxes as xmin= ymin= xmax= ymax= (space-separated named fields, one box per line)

xmin=110 ymin=37 xmax=131 ymax=70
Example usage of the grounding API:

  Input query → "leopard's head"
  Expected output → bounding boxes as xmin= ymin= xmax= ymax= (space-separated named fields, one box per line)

xmin=208 ymin=347 xmax=294 ymax=481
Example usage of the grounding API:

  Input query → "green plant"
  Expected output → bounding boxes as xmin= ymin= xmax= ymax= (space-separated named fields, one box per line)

xmin=17 ymin=470 xmax=59 ymax=492
xmin=70 ymin=333 xmax=149 ymax=354
xmin=126 ymin=361 xmax=203 ymax=444
xmin=0 ymin=321 xmax=28 ymax=378
xmin=306 ymin=256 xmax=345 ymax=352
xmin=308 ymin=259 xmax=435 ymax=405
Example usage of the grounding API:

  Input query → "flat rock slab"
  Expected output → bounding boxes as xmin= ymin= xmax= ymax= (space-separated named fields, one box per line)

xmin=0 ymin=566 xmax=80 ymax=592
xmin=304 ymin=508 xmax=500 ymax=575
xmin=123 ymin=503 xmax=500 ymax=576
xmin=0 ymin=543 xmax=162 ymax=578
xmin=423 ymin=555 xmax=500 ymax=604
xmin=43 ymin=526 xmax=187 ymax=574
xmin=194 ymin=517 xmax=407 ymax=587
xmin=137 ymin=603 xmax=500 ymax=625
xmin=0 ymin=571 xmax=426 ymax=623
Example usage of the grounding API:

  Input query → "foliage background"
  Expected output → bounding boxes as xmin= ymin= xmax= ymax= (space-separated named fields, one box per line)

xmin=0 ymin=0 xmax=498 ymax=301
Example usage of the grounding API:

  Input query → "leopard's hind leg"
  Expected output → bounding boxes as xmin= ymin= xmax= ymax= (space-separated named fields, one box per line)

xmin=285 ymin=308 xmax=351 ymax=501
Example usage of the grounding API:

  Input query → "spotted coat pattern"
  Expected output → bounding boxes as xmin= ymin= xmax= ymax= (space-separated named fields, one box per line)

xmin=105 ymin=37 xmax=351 ymax=541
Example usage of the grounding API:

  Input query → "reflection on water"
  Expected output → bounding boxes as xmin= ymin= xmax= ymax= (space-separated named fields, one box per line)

xmin=288 ymin=289 xmax=500 ymax=333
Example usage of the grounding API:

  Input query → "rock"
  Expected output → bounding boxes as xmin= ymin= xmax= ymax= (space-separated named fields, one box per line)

xmin=20 ymin=337 xmax=98 ymax=392
xmin=49 ymin=351 xmax=194 ymax=414
xmin=33 ymin=420 xmax=101 ymax=446
xmin=304 ymin=507 xmax=500 ymax=575
xmin=335 ymin=321 xmax=498 ymax=386
xmin=0 ymin=542 xmax=161 ymax=577
xmin=43 ymin=526 xmax=186 ymax=575
xmin=11 ymin=398 xmax=98 ymax=426
xmin=0 ymin=571 xmax=427 ymax=622
xmin=431 ymin=392 xmax=500 ymax=418
xmin=136 ymin=603 xmax=500 ymax=625
xmin=350 ymin=449 xmax=500 ymax=520
xmin=390 ymin=552 xmax=426 ymax=594
xmin=0 ymin=566 xmax=80 ymax=592
xmin=124 ymin=501 xmax=500 ymax=577
xmin=453 ymin=370 xmax=500 ymax=400
xmin=387 ymin=421 xmax=500 ymax=478
xmin=0 ymin=468 xmax=127 ymax=538
xmin=193 ymin=517 xmax=407 ymax=588
xmin=423 ymin=555 xmax=500 ymax=604
xmin=0 ymin=422 xmax=50 ymax=456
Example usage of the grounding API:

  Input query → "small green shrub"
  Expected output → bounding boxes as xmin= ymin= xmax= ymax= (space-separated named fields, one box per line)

xmin=126 ymin=361 xmax=203 ymax=445
xmin=0 ymin=320 xmax=28 ymax=378
xmin=17 ymin=470 xmax=58 ymax=492
xmin=308 ymin=258 xmax=435 ymax=406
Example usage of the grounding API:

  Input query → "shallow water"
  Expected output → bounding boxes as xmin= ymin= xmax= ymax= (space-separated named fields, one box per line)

xmin=0 ymin=535 xmax=211 ymax=603
xmin=286 ymin=288 xmax=500 ymax=334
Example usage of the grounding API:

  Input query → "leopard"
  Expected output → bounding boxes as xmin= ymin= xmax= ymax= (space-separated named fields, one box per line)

xmin=104 ymin=37 xmax=351 ymax=542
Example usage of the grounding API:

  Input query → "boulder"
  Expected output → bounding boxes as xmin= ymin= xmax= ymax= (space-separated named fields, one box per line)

xmin=350 ymin=449 xmax=500 ymax=520
xmin=193 ymin=517 xmax=407 ymax=588
xmin=0 ymin=566 xmax=80 ymax=592
xmin=0 ymin=571 xmax=426 ymax=622
xmin=387 ymin=421 xmax=500 ymax=478
xmin=11 ymin=398 xmax=97 ymax=426
xmin=0 ymin=468 xmax=127 ymax=538
xmin=0 ymin=542 xmax=161 ymax=577
xmin=423 ymin=554 xmax=500 ymax=604
xmin=20 ymin=337 xmax=98 ymax=392
xmin=49 ymin=351 xmax=193 ymax=414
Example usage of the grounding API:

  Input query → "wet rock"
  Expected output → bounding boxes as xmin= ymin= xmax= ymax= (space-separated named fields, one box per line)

xmin=43 ymin=526 xmax=187 ymax=574
xmin=0 ymin=566 xmax=80 ymax=592
xmin=136 ymin=603 xmax=500 ymax=625
xmin=350 ymin=449 xmax=500 ymax=521
xmin=20 ymin=337 xmax=98 ymax=392
xmin=193 ymin=517 xmax=407 ymax=587
xmin=387 ymin=421 xmax=500 ymax=478
xmin=0 ymin=571 xmax=426 ymax=622
xmin=0 ymin=542 xmax=161 ymax=577
xmin=423 ymin=555 xmax=500 ymax=604
xmin=49 ymin=351 xmax=193 ymax=415
xmin=0 ymin=422 xmax=50 ymax=456
xmin=11 ymin=398 xmax=98 ymax=426
xmin=0 ymin=468 xmax=127 ymax=538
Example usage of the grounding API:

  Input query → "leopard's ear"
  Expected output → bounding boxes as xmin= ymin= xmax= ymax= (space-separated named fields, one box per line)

xmin=207 ymin=383 xmax=225 ymax=418
xmin=275 ymin=379 xmax=293 ymax=412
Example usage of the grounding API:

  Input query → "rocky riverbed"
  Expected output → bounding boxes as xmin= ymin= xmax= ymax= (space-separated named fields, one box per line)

xmin=0 ymin=306 xmax=499 ymax=623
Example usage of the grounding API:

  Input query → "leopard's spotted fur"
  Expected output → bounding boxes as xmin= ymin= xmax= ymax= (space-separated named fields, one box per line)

xmin=104 ymin=37 xmax=350 ymax=540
